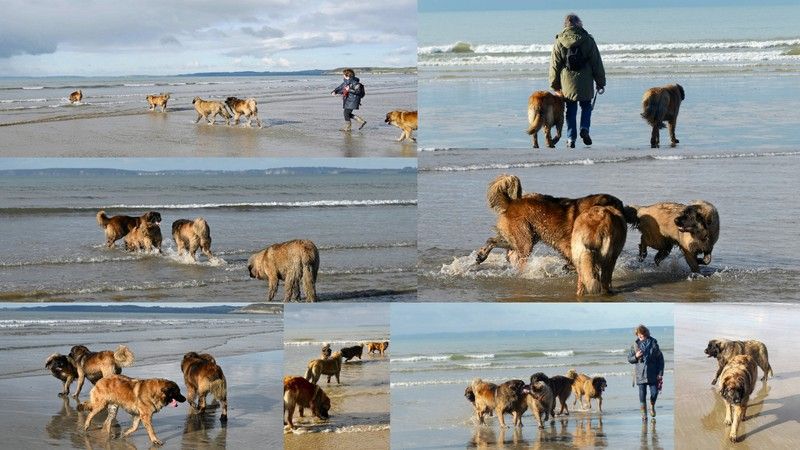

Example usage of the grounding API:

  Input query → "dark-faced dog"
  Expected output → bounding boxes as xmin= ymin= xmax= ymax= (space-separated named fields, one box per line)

xmin=530 ymin=372 xmax=574 ymax=416
xmin=340 ymin=345 xmax=364 ymax=361
xmin=718 ymin=355 xmax=757 ymax=442
xmin=284 ymin=376 xmax=331 ymax=430
xmin=641 ymin=84 xmax=685 ymax=148
xmin=46 ymin=353 xmax=94 ymax=397
xmin=69 ymin=344 xmax=135 ymax=398
xmin=705 ymin=339 xmax=772 ymax=384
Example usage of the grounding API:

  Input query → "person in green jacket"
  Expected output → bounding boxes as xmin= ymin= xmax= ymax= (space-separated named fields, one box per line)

xmin=549 ymin=13 xmax=606 ymax=148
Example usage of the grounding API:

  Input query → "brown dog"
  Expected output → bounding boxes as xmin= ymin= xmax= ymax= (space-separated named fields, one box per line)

xmin=69 ymin=344 xmax=135 ymax=398
xmin=305 ymin=351 xmax=343 ymax=384
xmin=567 ymin=369 xmax=591 ymax=407
xmin=366 ymin=341 xmax=389 ymax=355
xmin=571 ymin=206 xmax=627 ymax=295
xmin=580 ymin=377 xmax=607 ymax=412
xmin=247 ymin=239 xmax=319 ymax=302
xmin=69 ymin=90 xmax=83 ymax=103
xmin=172 ymin=218 xmax=213 ymax=261
xmin=46 ymin=353 xmax=95 ymax=397
xmin=181 ymin=352 xmax=228 ymax=422
xmin=385 ymin=110 xmax=418 ymax=142
xmin=523 ymin=379 xmax=555 ymax=428
xmin=321 ymin=343 xmax=332 ymax=359
xmin=124 ymin=221 xmax=162 ymax=253
xmin=718 ymin=355 xmax=757 ymax=442
xmin=641 ymin=84 xmax=684 ymax=148
xmin=527 ymin=91 xmax=565 ymax=148
xmin=146 ymin=93 xmax=170 ymax=112
xmin=224 ymin=97 xmax=262 ymax=128
xmin=476 ymin=174 xmax=634 ymax=270
xmin=96 ymin=210 xmax=162 ymax=248
xmin=80 ymin=374 xmax=185 ymax=446
xmin=633 ymin=201 xmax=720 ymax=273
xmin=464 ymin=378 xmax=528 ymax=427
xmin=192 ymin=97 xmax=231 ymax=125
xmin=284 ymin=376 xmax=331 ymax=430
xmin=705 ymin=339 xmax=772 ymax=384
xmin=530 ymin=372 xmax=573 ymax=416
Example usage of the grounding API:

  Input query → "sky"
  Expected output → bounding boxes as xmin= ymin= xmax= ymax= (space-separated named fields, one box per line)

xmin=419 ymin=0 xmax=796 ymax=12
xmin=392 ymin=303 xmax=674 ymax=336
xmin=284 ymin=303 xmax=390 ymax=334
xmin=0 ymin=157 xmax=416 ymax=171
xmin=0 ymin=1 xmax=417 ymax=77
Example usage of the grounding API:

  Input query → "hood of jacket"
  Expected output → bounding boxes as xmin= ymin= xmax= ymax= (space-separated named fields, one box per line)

xmin=557 ymin=26 xmax=590 ymax=49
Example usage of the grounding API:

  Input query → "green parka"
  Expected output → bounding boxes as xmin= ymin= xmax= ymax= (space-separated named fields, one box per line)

xmin=549 ymin=26 xmax=606 ymax=102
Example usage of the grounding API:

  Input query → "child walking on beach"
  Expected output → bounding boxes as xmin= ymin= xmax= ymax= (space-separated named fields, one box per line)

xmin=628 ymin=324 xmax=665 ymax=422
xmin=331 ymin=68 xmax=366 ymax=132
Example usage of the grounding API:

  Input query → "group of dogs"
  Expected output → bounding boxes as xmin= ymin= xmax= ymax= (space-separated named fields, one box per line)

xmin=283 ymin=341 xmax=389 ymax=430
xmin=475 ymin=174 xmax=720 ymax=295
xmin=704 ymin=338 xmax=773 ymax=443
xmin=527 ymin=83 xmax=685 ymax=149
xmin=465 ymin=369 xmax=607 ymax=430
xmin=44 ymin=345 xmax=228 ymax=446
xmin=67 ymin=89 xmax=418 ymax=141
xmin=96 ymin=210 xmax=321 ymax=302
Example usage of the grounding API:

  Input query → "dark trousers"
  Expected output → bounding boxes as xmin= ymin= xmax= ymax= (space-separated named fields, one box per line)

xmin=343 ymin=109 xmax=354 ymax=121
xmin=638 ymin=383 xmax=658 ymax=403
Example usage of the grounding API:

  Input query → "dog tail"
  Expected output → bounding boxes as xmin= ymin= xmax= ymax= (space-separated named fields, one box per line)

xmin=641 ymin=92 xmax=667 ymax=129
xmin=622 ymin=205 xmax=640 ymax=228
xmin=767 ymin=363 xmax=773 ymax=378
xmin=487 ymin=174 xmax=522 ymax=214
xmin=566 ymin=369 xmax=577 ymax=380
xmin=209 ymin=377 xmax=227 ymax=403
xmin=302 ymin=245 xmax=320 ymax=302
xmin=246 ymin=98 xmax=258 ymax=114
xmin=96 ymin=210 xmax=110 ymax=227
xmin=304 ymin=365 xmax=314 ymax=382
xmin=113 ymin=345 xmax=135 ymax=367
xmin=192 ymin=217 xmax=212 ymax=249
xmin=573 ymin=238 xmax=602 ymax=295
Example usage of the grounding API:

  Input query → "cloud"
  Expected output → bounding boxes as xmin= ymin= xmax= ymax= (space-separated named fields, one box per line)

xmin=159 ymin=36 xmax=181 ymax=46
xmin=241 ymin=25 xmax=284 ymax=38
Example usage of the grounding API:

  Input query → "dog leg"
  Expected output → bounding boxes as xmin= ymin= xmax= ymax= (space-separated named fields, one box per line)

xmin=83 ymin=401 xmax=106 ymax=430
xmin=653 ymin=248 xmax=671 ymax=266
xmin=668 ymin=119 xmax=679 ymax=146
xmin=598 ymin=397 xmax=603 ymax=413
xmin=729 ymin=405 xmax=742 ymax=442
xmin=497 ymin=409 xmax=508 ymax=428
xmin=195 ymin=114 xmax=203 ymax=124
xmin=141 ymin=414 xmax=162 ymax=446
xmin=267 ymin=277 xmax=279 ymax=302
xmin=681 ymin=247 xmax=701 ymax=273
xmin=476 ymin=235 xmax=513 ymax=264
xmin=102 ymin=404 xmax=118 ymax=432
xmin=61 ymin=375 xmax=73 ymax=397
xmin=544 ymin=125 xmax=554 ymax=148
xmin=724 ymin=403 xmax=732 ymax=426
xmin=73 ymin=372 xmax=86 ymax=399
xmin=553 ymin=120 xmax=562 ymax=146
xmin=650 ymin=125 xmax=659 ymax=148
xmin=638 ymin=238 xmax=648 ymax=262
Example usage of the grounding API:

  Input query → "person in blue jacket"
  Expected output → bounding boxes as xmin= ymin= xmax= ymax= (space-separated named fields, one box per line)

xmin=331 ymin=68 xmax=366 ymax=132
xmin=627 ymin=324 xmax=665 ymax=422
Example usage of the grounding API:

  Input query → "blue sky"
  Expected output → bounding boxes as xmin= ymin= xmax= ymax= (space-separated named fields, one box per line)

xmin=285 ymin=303 xmax=390 ymax=331
xmin=0 ymin=158 xmax=416 ymax=171
xmin=392 ymin=303 xmax=674 ymax=336
xmin=0 ymin=1 xmax=416 ymax=76
xmin=419 ymin=0 xmax=796 ymax=12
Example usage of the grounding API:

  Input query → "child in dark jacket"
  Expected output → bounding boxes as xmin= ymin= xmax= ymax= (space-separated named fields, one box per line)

xmin=627 ymin=324 xmax=665 ymax=422
xmin=331 ymin=68 xmax=366 ymax=131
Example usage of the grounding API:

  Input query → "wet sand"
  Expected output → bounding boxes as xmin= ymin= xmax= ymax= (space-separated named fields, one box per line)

xmin=675 ymin=303 xmax=800 ymax=448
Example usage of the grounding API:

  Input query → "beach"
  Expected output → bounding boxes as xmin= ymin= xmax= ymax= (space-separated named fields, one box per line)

xmin=675 ymin=303 xmax=800 ymax=448
xmin=0 ymin=74 xmax=417 ymax=157
xmin=283 ymin=304 xmax=390 ymax=449
xmin=0 ymin=307 xmax=283 ymax=449
xmin=0 ymin=167 xmax=418 ymax=303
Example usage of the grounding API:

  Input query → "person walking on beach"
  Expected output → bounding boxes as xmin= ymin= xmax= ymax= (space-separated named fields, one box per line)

xmin=331 ymin=68 xmax=366 ymax=132
xmin=627 ymin=324 xmax=664 ymax=422
xmin=549 ymin=13 xmax=605 ymax=148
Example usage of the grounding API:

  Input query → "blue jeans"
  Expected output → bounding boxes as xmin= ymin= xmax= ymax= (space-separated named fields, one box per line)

xmin=638 ymin=383 xmax=658 ymax=404
xmin=565 ymin=99 xmax=593 ymax=141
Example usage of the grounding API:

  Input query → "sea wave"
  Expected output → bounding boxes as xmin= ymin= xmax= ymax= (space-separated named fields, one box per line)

xmin=285 ymin=339 xmax=388 ymax=347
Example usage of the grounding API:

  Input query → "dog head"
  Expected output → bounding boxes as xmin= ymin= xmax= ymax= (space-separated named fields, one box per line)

xmin=530 ymin=372 xmax=549 ymax=386
xmin=593 ymin=377 xmax=607 ymax=393
xmin=675 ymin=205 xmax=709 ymax=240
xmin=163 ymin=93 xmax=170 ymax=100
xmin=224 ymin=97 xmax=240 ymax=109
xmin=705 ymin=339 xmax=722 ymax=358
xmin=247 ymin=252 xmax=262 ymax=279
xmin=677 ymin=84 xmax=685 ymax=100
xmin=464 ymin=386 xmax=476 ymax=404
xmin=312 ymin=386 xmax=331 ymax=419
xmin=382 ymin=341 xmax=389 ymax=350
xmin=384 ymin=112 xmax=394 ymax=124
xmin=68 ymin=345 xmax=90 ymax=360
xmin=566 ymin=369 xmax=578 ymax=380
xmin=142 ymin=211 xmax=162 ymax=225
xmin=192 ymin=96 xmax=201 ymax=104
xmin=161 ymin=381 xmax=187 ymax=406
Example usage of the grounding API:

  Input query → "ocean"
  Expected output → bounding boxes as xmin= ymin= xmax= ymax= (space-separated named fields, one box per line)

xmin=0 ymin=168 xmax=417 ymax=303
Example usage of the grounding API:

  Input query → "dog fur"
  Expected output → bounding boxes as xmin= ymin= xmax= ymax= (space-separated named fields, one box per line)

xmin=69 ymin=344 xmax=135 ymax=398
xmin=181 ymin=352 xmax=228 ymax=422
xmin=523 ymin=379 xmax=556 ymax=428
xmin=571 ymin=205 xmax=627 ymax=295
xmin=384 ymin=110 xmax=418 ymax=142
xmin=80 ymin=374 xmax=185 ymax=446
xmin=633 ymin=201 xmax=720 ymax=273
xmin=340 ymin=345 xmax=364 ymax=361
xmin=69 ymin=90 xmax=83 ymax=103
xmin=641 ymin=84 xmax=685 ymax=148
xmin=527 ymin=91 xmax=565 ymax=148
xmin=567 ymin=369 xmax=591 ymax=407
xmin=530 ymin=372 xmax=573 ymax=416
xmin=464 ymin=378 xmax=528 ymax=427
xmin=718 ymin=355 xmax=757 ymax=442
xmin=366 ymin=341 xmax=389 ymax=355
xmin=124 ymin=221 xmax=162 ymax=253
xmin=96 ymin=210 xmax=161 ymax=248
xmin=225 ymin=97 xmax=262 ymax=128
xmin=146 ymin=93 xmax=170 ymax=112
xmin=580 ymin=377 xmax=607 ymax=412
xmin=284 ymin=376 xmax=331 ymax=430
xmin=247 ymin=239 xmax=319 ymax=302
xmin=705 ymin=339 xmax=772 ymax=384
xmin=305 ymin=351 xmax=343 ymax=384
xmin=172 ymin=218 xmax=212 ymax=261
xmin=192 ymin=97 xmax=231 ymax=125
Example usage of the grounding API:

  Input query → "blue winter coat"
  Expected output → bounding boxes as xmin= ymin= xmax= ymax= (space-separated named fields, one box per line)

xmin=627 ymin=337 xmax=665 ymax=385
xmin=332 ymin=76 xmax=362 ymax=110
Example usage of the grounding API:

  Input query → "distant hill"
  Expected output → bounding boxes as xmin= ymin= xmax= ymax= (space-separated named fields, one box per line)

xmin=177 ymin=67 xmax=417 ymax=77
xmin=0 ymin=167 xmax=417 ymax=177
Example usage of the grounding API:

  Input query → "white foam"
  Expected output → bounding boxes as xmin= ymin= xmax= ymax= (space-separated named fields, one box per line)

xmin=391 ymin=355 xmax=450 ymax=363
xmin=543 ymin=350 xmax=575 ymax=357
xmin=98 ymin=199 xmax=417 ymax=209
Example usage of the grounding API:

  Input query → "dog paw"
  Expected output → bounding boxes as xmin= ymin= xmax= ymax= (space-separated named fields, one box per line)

xmin=724 ymin=419 xmax=732 ymax=426
xmin=151 ymin=439 xmax=164 ymax=446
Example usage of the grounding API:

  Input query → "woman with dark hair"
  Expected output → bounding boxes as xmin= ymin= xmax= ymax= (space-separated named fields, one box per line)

xmin=627 ymin=324 xmax=665 ymax=422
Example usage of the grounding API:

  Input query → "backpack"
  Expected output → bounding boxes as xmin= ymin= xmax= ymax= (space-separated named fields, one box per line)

xmin=565 ymin=44 xmax=584 ymax=71
xmin=351 ymin=82 xmax=365 ymax=97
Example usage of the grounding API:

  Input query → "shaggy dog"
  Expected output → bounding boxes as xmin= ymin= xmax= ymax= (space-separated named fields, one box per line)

xmin=146 ymin=93 xmax=170 ymax=112
xmin=475 ymin=174 xmax=635 ymax=270
xmin=321 ymin=343 xmax=332 ymax=359
xmin=96 ymin=210 xmax=161 ymax=248
xmin=46 ymin=353 xmax=98 ymax=397
xmin=172 ymin=218 xmax=213 ymax=261
xmin=530 ymin=372 xmax=574 ymax=416
xmin=192 ymin=97 xmax=231 ymax=125
xmin=79 ymin=374 xmax=185 ymax=446
xmin=247 ymin=239 xmax=319 ymax=302
xmin=527 ymin=91 xmax=565 ymax=148
xmin=633 ymin=201 xmax=720 ymax=273
xmin=580 ymin=377 xmax=607 ymax=412
xmin=571 ymin=205 xmax=627 ymax=295
xmin=340 ymin=345 xmax=364 ymax=361
xmin=284 ymin=376 xmax=331 ymax=430
xmin=69 ymin=344 xmax=135 ymax=398
xmin=567 ymin=369 xmax=591 ymax=407
xmin=69 ymin=90 xmax=83 ymax=103
xmin=225 ymin=97 xmax=262 ymax=128
xmin=464 ymin=378 xmax=528 ymax=427
xmin=705 ymin=339 xmax=772 ymax=384
xmin=718 ymin=355 xmax=757 ymax=442
xmin=305 ymin=351 xmax=343 ymax=384
xmin=181 ymin=352 xmax=228 ymax=422
xmin=641 ymin=84 xmax=684 ymax=148
xmin=385 ymin=110 xmax=418 ymax=142
xmin=523 ymin=379 xmax=556 ymax=428
xmin=124 ymin=221 xmax=162 ymax=253
xmin=366 ymin=341 xmax=389 ymax=355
